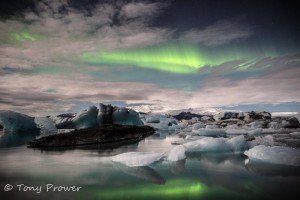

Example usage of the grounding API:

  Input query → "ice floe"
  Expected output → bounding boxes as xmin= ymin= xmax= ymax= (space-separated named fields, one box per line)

xmin=110 ymin=152 xmax=164 ymax=167
xmin=167 ymin=145 xmax=186 ymax=162
xmin=244 ymin=145 xmax=300 ymax=166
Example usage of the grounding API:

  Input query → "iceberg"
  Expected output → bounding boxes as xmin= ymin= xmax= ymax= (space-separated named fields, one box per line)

xmin=0 ymin=110 xmax=39 ymax=133
xmin=244 ymin=145 xmax=300 ymax=166
xmin=192 ymin=128 xmax=226 ymax=137
xmin=248 ymin=135 xmax=274 ymax=148
xmin=112 ymin=107 xmax=144 ymax=126
xmin=34 ymin=117 xmax=58 ymax=135
xmin=192 ymin=122 xmax=206 ymax=130
xmin=225 ymin=128 xmax=248 ymax=135
xmin=248 ymin=128 xmax=263 ymax=136
xmin=110 ymin=152 xmax=164 ymax=167
xmin=145 ymin=116 xmax=160 ymax=123
xmin=167 ymin=145 xmax=186 ymax=162
xmin=72 ymin=106 xmax=98 ymax=129
xmin=182 ymin=136 xmax=248 ymax=153
xmin=227 ymin=135 xmax=249 ymax=153
xmin=183 ymin=137 xmax=232 ymax=153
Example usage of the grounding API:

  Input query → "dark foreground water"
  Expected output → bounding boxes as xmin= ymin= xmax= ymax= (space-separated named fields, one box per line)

xmin=0 ymin=133 xmax=299 ymax=200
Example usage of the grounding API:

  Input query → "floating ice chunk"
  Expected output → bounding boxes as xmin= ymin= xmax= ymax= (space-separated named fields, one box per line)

xmin=34 ymin=117 xmax=57 ymax=135
xmin=167 ymin=145 xmax=186 ymax=162
xmin=192 ymin=122 xmax=205 ymax=130
xmin=183 ymin=137 xmax=232 ymax=153
xmin=227 ymin=135 xmax=249 ymax=153
xmin=110 ymin=152 xmax=164 ymax=167
xmin=145 ymin=116 xmax=160 ymax=123
xmin=244 ymin=145 xmax=300 ymax=166
xmin=248 ymin=135 xmax=274 ymax=148
xmin=290 ymin=132 xmax=300 ymax=137
xmin=226 ymin=128 xmax=249 ymax=135
xmin=248 ymin=121 xmax=266 ymax=128
xmin=192 ymin=128 xmax=226 ymax=137
xmin=268 ymin=121 xmax=282 ymax=129
xmin=205 ymin=124 xmax=220 ymax=129
xmin=112 ymin=107 xmax=144 ymax=126
xmin=248 ymin=128 xmax=263 ymax=136
xmin=72 ymin=106 xmax=98 ymax=129
xmin=0 ymin=110 xmax=39 ymax=133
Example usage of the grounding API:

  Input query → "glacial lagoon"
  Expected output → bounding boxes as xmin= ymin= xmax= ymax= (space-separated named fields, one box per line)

xmin=0 ymin=132 xmax=299 ymax=200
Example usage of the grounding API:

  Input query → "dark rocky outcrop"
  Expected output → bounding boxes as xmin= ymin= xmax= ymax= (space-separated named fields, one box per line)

xmin=220 ymin=112 xmax=239 ymax=120
xmin=244 ymin=111 xmax=271 ymax=122
xmin=28 ymin=125 xmax=155 ymax=148
xmin=172 ymin=112 xmax=214 ymax=121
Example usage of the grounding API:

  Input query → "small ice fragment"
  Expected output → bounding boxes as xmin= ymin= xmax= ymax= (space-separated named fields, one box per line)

xmin=110 ymin=152 xmax=164 ymax=167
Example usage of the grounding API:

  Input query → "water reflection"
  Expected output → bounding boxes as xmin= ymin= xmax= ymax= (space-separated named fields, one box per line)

xmin=116 ymin=164 xmax=166 ymax=184
xmin=0 ymin=130 xmax=39 ymax=147
xmin=245 ymin=159 xmax=300 ymax=177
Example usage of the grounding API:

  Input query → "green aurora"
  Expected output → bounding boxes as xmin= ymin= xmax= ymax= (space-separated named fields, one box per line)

xmin=77 ymin=179 xmax=246 ymax=200
xmin=81 ymin=43 xmax=272 ymax=74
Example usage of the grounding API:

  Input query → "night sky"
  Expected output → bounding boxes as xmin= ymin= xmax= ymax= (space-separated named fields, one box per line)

xmin=0 ymin=0 xmax=299 ymax=115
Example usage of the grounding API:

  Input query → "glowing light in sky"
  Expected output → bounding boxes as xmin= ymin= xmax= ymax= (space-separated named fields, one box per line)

xmin=81 ymin=43 xmax=259 ymax=74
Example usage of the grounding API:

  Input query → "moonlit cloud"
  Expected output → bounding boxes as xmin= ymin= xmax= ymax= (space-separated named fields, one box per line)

xmin=0 ymin=0 xmax=299 ymax=114
xmin=181 ymin=19 xmax=254 ymax=46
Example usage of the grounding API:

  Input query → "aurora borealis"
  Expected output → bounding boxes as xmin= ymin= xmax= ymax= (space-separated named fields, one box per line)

xmin=0 ymin=0 xmax=299 ymax=114
xmin=81 ymin=43 xmax=264 ymax=74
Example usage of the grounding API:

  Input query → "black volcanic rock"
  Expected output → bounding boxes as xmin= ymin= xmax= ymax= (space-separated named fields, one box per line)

xmin=244 ymin=111 xmax=271 ymax=122
xmin=28 ymin=125 xmax=155 ymax=148
xmin=172 ymin=112 xmax=202 ymax=120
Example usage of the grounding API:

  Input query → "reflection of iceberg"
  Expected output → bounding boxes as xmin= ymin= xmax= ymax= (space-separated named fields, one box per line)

xmin=110 ymin=152 xmax=164 ymax=167
xmin=116 ymin=164 xmax=165 ymax=185
xmin=0 ymin=131 xmax=38 ymax=147
xmin=187 ymin=152 xmax=246 ymax=165
xmin=245 ymin=159 xmax=300 ymax=177
xmin=170 ymin=159 xmax=186 ymax=174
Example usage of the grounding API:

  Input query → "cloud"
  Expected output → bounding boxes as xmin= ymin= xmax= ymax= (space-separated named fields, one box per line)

xmin=181 ymin=19 xmax=254 ymax=46
xmin=0 ymin=0 xmax=170 ymax=70
xmin=1 ymin=61 xmax=299 ymax=115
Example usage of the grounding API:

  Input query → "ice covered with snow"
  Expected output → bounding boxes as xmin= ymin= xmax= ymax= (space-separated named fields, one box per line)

xmin=0 ymin=110 xmax=39 ymax=133
xmin=72 ymin=106 xmax=98 ymax=129
xmin=244 ymin=145 xmax=300 ymax=166
xmin=110 ymin=152 xmax=164 ymax=167
xmin=167 ymin=145 xmax=186 ymax=162
xmin=112 ymin=107 xmax=144 ymax=126
xmin=34 ymin=117 xmax=57 ymax=135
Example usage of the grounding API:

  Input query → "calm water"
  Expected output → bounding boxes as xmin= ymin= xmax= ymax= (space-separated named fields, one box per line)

xmin=0 ymin=132 xmax=299 ymax=200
